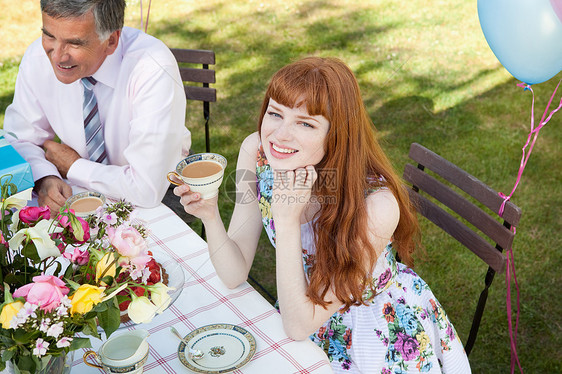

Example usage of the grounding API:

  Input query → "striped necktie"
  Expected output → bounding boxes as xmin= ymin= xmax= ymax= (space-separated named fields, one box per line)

xmin=81 ymin=77 xmax=108 ymax=164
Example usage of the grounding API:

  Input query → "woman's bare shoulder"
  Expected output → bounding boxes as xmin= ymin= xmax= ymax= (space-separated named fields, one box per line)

xmin=240 ymin=132 xmax=260 ymax=152
xmin=365 ymin=189 xmax=399 ymax=237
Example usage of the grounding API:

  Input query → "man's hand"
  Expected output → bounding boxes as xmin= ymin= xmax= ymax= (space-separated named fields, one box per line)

xmin=35 ymin=176 xmax=73 ymax=215
xmin=44 ymin=140 xmax=81 ymax=178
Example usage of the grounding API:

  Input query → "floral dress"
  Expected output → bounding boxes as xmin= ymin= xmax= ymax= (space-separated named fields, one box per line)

xmin=256 ymin=146 xmax=471 ymax=373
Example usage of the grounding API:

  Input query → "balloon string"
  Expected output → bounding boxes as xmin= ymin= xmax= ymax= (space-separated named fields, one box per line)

xmin=505 ymin=227 xmax=523 ymax=374
xmin=499 ymin=80 xmax=562 ymax=374
xmin=139 ymin=0 xmax=153 ymax=33
xmin=498 ymin=79 xmax=562 ymax=216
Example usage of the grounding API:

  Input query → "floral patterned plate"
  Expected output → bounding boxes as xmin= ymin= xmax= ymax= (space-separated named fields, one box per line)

xmin=177 ymin=324 xmax=256 ymax=373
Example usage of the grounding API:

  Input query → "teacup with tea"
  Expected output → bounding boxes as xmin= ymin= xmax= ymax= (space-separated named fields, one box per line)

xmin=167 ymin=153 xmax=227 ymax=199
xmin=66 ymin=191 xmax=106 ymax=218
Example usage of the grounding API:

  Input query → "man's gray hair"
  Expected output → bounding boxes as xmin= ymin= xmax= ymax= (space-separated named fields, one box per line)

xmin=40 ymin=0 xmax=126 ymax=41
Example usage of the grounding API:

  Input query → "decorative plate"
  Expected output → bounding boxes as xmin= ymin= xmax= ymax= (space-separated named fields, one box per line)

xmin=177 ymin=324 xmax=256 ymax=373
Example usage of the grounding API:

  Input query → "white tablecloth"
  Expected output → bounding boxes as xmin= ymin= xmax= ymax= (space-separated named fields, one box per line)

xmin=71 ymin=203 xmax=332 ymax=373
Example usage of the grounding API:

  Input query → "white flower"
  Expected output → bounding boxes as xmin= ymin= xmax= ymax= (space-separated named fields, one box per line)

xmin=39 ymin=318 xmax=51 ymax=333
xmin=95 ymin=205 xmax=104 ymax=217
xmin=141 ymin=267 xmax=151 ymax=284
xmin=33 ymin=338 xmax=49 ymax=357
xmin=20 ymin=302 xmax=38 ymax=319
xmin=1 ymin=188 xmax=32 ymax=210
xmin=9 ymin=318 xmax=22 ymax=329
xmin=56 ymin=336 xmax=73 ymax=348
xmin=8 ymin=220 xmax=61 ymax=260
xmin=127 ymin=294 xmax=159 ymax=324
xmin=11 ymin=302 xmax=38 ymax=328
xmin=46 ymin=321 xmax=64 ymax=338
xmin=102 ymin=212 xmax=117 ymax=225
xmin=148 ymin=283 xmax=174 ymax=313
xmin=60 ymin=295 xmax=72 ymax=308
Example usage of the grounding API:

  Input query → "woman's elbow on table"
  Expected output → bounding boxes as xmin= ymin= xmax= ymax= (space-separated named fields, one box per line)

xmin=283 ymin=324 xmax=311 ymax=341
xmin=217 ymin=274 xmax=247 ymax=290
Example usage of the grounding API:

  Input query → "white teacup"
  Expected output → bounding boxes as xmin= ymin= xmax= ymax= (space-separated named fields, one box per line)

xmin=167 ymin=153 xmax=227 ymax=199
xmin=83 ymin=330 xmax=149 ymax=374
xmin=66 ymin=191 xmax=106 ymax=218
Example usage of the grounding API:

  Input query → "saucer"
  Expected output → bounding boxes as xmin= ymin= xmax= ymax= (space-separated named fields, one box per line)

xmin=177 ymin=323 xmax=256 ymax=373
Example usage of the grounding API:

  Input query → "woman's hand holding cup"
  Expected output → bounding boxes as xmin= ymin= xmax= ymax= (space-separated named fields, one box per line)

xmin=172 ymin=181 xmax=220 ymax=222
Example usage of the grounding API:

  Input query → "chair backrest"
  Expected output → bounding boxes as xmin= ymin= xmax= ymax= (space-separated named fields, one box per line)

xmin=403 ymin=142 xmax=522 ymax=355
xmin=170 ymin=48 xmax=216 ymax=153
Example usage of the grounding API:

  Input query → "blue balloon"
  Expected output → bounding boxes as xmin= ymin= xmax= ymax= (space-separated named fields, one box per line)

xmin=478 ymin=0 xmax=562 ymax=85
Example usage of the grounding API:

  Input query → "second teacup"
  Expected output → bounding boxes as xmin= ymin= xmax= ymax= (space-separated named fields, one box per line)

xmin=167 ymin=153 xmax=227 ymax=199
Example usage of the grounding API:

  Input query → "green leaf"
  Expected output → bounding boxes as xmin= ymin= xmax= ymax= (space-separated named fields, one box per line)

xmin=14 ymin=354 xmax=35 ymax=373
xmin=12 ymin=329 xmax=40 ymax=344
xmin=2 ymin=347 xmax=15 ymax=361
xmin=69 ymin=337 xmax=92 ymax=350
xmin=99 ymin=275 xmax=114 ymax=286
xmin=20 ymin=242 xmax=41 ymax=263
xmin=65 ymin=277 xmax=81 ymax=290
xmin=92 ymin=301 xmax=108 ymax=313
xmin=64 ymin=262 xmax=74 ymax=279
xmin=97 ymin=299 xmax=121 ymax=338
xmin=2 ymin=282 xmax=13 ymax=303
xmin=82 ymin=317 xmax=100 ymax=339
xmin=52 ymin=261 xmax=63 ymax=278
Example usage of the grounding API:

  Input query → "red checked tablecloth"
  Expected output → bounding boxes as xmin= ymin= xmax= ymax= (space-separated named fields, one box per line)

xmin=71 ymin=203 xmax=332 ymax=373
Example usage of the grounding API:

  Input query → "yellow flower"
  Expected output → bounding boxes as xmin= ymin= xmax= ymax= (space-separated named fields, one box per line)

xmin=0 ymin=301 xmax=24 ymax=328
xmin=416 ymin=331 xmax=431 ymax=352
xmin=95 ymin=253 xmax=116 ymax=284
xmin=69 ymin=284 xmax=105 ymax=314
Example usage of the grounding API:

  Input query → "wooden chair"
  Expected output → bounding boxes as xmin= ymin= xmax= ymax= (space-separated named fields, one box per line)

xmin=170 ymin=48 xmax=216 ymax=153
xmin=403 ymin=142 xmax=522 ymax=356
xmin=162 ymin=48 xmax=216 ymax=229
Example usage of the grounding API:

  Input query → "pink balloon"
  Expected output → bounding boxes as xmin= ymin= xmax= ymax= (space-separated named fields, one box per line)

xmin=550 ymin=0 xmax=562 ymax=23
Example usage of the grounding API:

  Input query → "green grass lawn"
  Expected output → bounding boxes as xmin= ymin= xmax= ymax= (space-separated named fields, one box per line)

xmin=1 ymin=0 xmax=560 ymax=372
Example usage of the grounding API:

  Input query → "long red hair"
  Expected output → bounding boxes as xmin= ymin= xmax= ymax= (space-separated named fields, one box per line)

xmin=257 ymin=57 xmax=419 ymax=311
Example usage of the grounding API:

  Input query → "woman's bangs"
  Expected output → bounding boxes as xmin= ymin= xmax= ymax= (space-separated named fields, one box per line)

xmin=269 ymin=70 xmax=330 ymax=118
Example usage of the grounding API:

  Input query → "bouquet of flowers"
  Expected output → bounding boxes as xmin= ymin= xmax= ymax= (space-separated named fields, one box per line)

xmin=0 ymin=176 xmax=173 ymax=373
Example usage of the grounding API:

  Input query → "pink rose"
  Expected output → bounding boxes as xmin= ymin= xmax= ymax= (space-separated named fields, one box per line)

xmin=62 ymin=248 xmax=90 ymax=265
xmin=19 ymin=206 xmax=51 ymax=224
xmin=0 ymin=231 xmax=6 ymax=246
xmin=107 ymin=226 xmax=148 ymax=258
xmin=13 ymin=275 xmax=70 ymax=312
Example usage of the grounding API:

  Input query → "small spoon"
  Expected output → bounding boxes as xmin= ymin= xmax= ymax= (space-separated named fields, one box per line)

xmin=170 ymin=327 xmax=204 ymax=360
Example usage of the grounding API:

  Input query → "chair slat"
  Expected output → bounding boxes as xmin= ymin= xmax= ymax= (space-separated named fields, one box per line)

xmin=184 ymin=86 xmax=217 ymax=103
xmin=409 ymin=191 xmax=507 ymax=273
xmin=170 ymin=48 xmax=215 ymax=65
xmin=404 ymin=164 xmax=515 ymax=250
xmin=179 ymin=68 xmax=215 ymax=84
xmin=408 ymin=143 xmax=521 ymax=226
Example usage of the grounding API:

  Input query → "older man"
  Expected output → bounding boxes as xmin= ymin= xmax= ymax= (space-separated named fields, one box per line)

xmin=4 ymin=0 xmax=190 ymax=213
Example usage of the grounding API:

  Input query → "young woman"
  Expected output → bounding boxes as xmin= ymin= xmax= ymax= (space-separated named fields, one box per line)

xmin=174 ymin=57 xmax=471 ymax=373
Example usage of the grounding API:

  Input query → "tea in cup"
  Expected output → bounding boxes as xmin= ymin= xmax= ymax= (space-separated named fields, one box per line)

xmin=167 ymin=153 xmax=227 ymax=199
xmin=66 ymin=191 xmax=106 ymax=218
xmin=83 ymin=329 xmax=149 ymax=374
